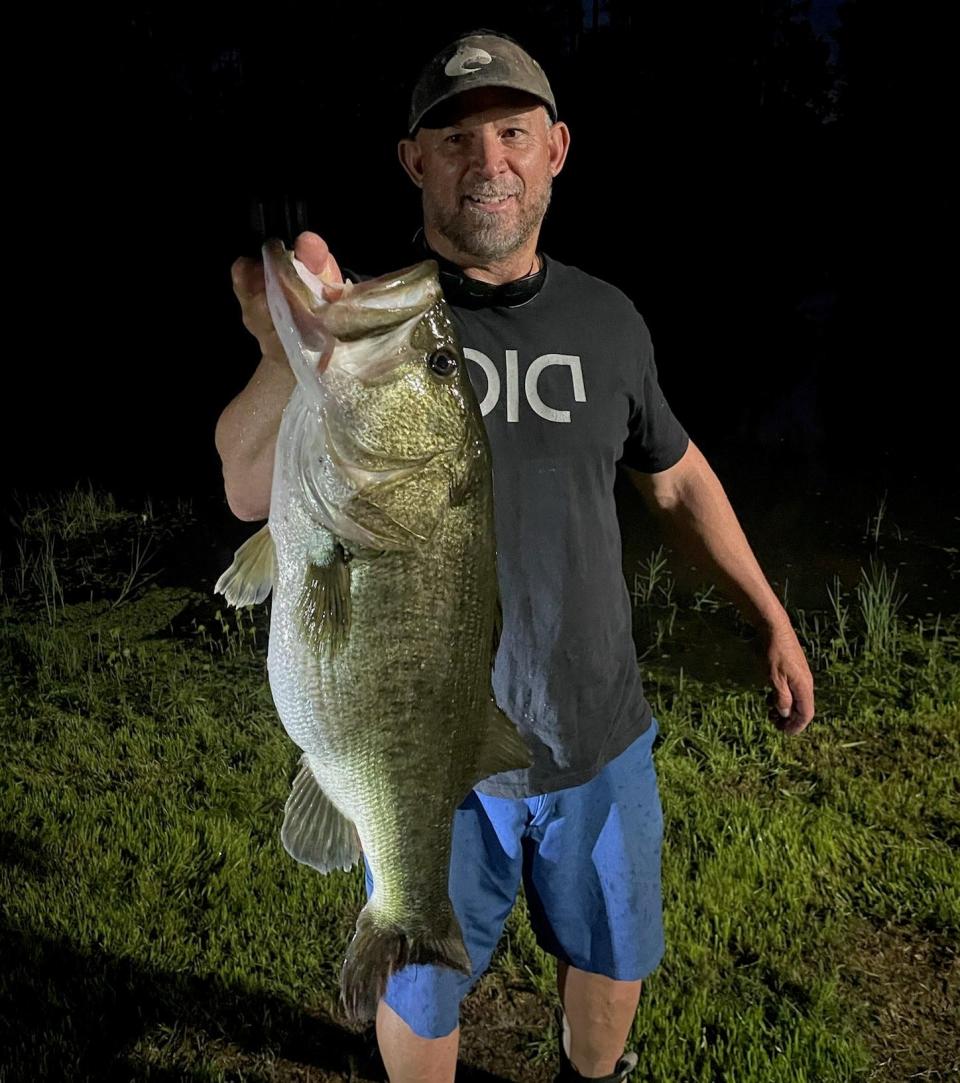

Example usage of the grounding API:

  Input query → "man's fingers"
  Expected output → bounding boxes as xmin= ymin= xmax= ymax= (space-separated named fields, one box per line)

xmin=762 ymin=627 xmax=815 ymax=737
xmin=230 ymin=234 xmax=343 ymax=355
xmin=767 ymin=679 xmax=815 ymax=734
xmin=294 ymin=231 xmax=334 ymax=275
xmin=766 ymin=686 xmax=792 ymax=714
xmin=767 ymin=682 xmax=791 ymax=717
xmin=231 ymin=256 xmax=265 ymax=301
xmin=789 ymin=683 xmax=815 ymax=730
xmin=294 ymin=231 xmax=344 ymax=298
xmin=230 ymin=255 xmax=280 ymax=352
xmin=782 ymin=711 xmax=813 ymax=735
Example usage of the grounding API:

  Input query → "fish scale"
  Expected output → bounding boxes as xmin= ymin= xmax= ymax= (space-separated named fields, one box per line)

xmin=216 ymin=242 xmax=532 ymax=1023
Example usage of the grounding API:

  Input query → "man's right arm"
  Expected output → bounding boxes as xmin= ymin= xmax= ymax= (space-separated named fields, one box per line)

xmin=215 ymin=234 xmax=342 ymax=521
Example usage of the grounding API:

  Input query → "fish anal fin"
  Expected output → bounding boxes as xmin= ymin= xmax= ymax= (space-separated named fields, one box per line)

xmin=470 ymin=702 xmax=533 ymax=787
xmin=295 ymin=543 xmax=351 ymax=656
xmin=281 ymin=753 xmax=362 ymax=874
xmin=214 ymin=523 xmax=275 ymax=607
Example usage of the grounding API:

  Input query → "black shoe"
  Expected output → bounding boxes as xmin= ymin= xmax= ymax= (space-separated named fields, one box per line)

xmin=553 ymin=1005 xmax=639 ymax=1082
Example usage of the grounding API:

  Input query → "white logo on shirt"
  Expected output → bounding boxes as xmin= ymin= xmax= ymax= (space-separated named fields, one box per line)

xmin=465 ymin=349 xmax=587 ymax=422
xmin=444 ymin=47 xmax=493 ymax=76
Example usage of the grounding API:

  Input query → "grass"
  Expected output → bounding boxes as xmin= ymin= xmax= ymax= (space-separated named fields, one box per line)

xmin=0 ymin=484 xmax=957 ymax=1082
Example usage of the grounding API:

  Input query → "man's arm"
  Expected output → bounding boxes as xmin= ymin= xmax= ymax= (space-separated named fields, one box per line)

xmin=624 ymin=439 xmax=815 ymax=735
xmin=215 ymin=233 xmax=342 ymax=521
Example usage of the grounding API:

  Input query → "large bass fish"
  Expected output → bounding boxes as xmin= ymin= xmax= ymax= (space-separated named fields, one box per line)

xmin=216 ymin=240 xmax=531 ymax=1023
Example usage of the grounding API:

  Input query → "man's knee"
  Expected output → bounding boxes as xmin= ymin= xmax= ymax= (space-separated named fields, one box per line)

xmin=595 ymin=975 xmax=643 ymax=1018
xmin=558 ymin=963 xmax=643 ymax=1022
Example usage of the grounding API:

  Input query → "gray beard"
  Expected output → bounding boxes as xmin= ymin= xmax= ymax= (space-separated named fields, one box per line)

xmin=427 ymin=182 xmax=552 ymax=262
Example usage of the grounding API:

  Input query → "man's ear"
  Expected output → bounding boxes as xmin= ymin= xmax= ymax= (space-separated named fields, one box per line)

xmin=398 ymin=137 xmax=424 ymax=188
xmin=547 ymin=120 xmax=571 ymax=178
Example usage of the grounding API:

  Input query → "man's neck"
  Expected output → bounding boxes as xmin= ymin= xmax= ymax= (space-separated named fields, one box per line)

xmin=423 ymin=226 xmax=541 ymax=285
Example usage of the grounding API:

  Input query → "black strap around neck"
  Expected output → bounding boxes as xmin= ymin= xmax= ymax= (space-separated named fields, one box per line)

xmin=412 ymin=228 xmax=547 ymax=310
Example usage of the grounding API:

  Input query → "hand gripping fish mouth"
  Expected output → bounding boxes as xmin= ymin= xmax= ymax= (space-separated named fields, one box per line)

xmin=263 ymin=239 xmax=478 ymax=551
xmin=216 ymin=240 xmax=532 ymax=1024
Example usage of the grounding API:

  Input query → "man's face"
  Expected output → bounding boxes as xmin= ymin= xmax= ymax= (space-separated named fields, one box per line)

xmin=399 ymin=87 xmax=570 ymax=263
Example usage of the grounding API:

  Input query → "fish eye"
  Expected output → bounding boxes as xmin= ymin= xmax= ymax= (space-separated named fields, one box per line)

xmin=428 ymin=349 xmax=458 ymax=378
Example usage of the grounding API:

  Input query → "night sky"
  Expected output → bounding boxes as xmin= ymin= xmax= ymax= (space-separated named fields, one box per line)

xmin=10 ymin=1 xmax=954 ymax=512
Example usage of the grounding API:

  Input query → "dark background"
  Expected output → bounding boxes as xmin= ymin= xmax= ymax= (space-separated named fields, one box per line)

xmin=9 ymin=1 xmax=955 ymax=516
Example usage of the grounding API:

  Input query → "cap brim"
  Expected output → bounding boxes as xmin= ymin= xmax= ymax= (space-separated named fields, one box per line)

xmin=410 ymin=81 xmax=555 ymax=134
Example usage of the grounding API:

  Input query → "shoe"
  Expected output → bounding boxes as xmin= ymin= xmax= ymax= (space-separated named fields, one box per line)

xmin=553 ymin=1005 xmax=640 ymax=1082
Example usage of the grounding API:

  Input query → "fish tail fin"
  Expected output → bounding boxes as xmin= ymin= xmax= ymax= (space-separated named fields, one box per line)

xmin=340 ymin=903 xmax=472 ymax=1024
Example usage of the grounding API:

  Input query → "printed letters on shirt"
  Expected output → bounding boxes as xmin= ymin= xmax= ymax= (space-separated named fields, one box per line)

xmin=464 ymin=348 xmax=587 ymax=423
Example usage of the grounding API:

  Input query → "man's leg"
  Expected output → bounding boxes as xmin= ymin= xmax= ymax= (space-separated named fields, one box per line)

xmin=363 ymin=789 xmax=528 ymax=1083
xmin=556 ymin=960 xmax=642 ymax=1077
xmin=376 ymin=999 xmax=459 ymax=1083
xmin=522 ymin=718 xmax=665 ymax=1079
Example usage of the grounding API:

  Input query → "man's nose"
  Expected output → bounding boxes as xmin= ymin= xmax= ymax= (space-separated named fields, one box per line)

xmin=469 ymin=128 xmax=508 ymax=177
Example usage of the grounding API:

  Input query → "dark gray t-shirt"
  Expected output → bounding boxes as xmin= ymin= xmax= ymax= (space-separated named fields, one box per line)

xmin=447 ymin=254 xmax=690 ymax=797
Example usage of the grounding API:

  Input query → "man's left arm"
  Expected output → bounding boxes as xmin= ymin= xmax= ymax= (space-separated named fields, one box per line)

xmin=624 ymin=438 xmax=815 ymax=736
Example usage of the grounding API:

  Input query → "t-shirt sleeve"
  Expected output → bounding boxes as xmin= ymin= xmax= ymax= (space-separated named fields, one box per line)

xmin=619 ymin=311 xmax=690 ymax=472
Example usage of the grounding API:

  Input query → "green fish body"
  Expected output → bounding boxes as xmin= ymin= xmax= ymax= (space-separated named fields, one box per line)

xmin=216 ymin=242 xmax=531 ymax=1023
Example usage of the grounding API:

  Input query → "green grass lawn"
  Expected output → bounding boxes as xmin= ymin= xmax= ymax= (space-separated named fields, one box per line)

xmin=1 ymin=484 xmax=957 ymax=1082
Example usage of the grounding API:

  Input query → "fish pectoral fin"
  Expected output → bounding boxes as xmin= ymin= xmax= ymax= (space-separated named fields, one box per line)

xmin=214 ymin=523 xmax=276 ymax=606
xmin=295 ymin=543 xmax=352 ymax=656
xmin=344 ymin=541 xmax=385 ymax=562
xmin=449 ymin=437 xmax=484 ymax=507
xmin=281 ymin=753 xmax=362 ymax=874
xmin=470 ymin=702 xmax=534 ymax=787
xmin=448 ymin=473 xmax=473 ymax=508
xmin=346 ymin=494 xmax=430 ymax=549
xmin=491 ymin=592 xmax=503 ymax=669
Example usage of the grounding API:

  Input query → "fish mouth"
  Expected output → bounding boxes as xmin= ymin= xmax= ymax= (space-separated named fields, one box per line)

xmin=321 ymin=260 xmax=441 ymax=343
xmin=263 ymin=241 xmax=442 ymax=376
xmin=263 ymin=238 xmax=334 ymax=365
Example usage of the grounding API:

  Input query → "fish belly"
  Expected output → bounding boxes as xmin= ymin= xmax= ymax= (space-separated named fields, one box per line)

xmin=268 ymin=492 xmax=493 ymax=918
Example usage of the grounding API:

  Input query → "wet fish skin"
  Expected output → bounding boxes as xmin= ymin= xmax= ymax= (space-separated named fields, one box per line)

xmin=216 ymin=240 xmax=531 ymax=1024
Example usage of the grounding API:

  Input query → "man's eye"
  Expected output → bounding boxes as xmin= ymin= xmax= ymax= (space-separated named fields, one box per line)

xmin=445 ymin=133 xmax=464 ymax=144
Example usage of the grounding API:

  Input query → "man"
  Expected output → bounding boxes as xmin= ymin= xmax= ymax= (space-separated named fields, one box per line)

xmin=216 ymin=30 xmax=815 ymax=1083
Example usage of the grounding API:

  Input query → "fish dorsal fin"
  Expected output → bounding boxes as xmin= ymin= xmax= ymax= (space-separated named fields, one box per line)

xmin=281 ymin=753 xmax=362 ymax=873
xmin=468 ymin=702 xmax=533 ymax=789
xmin=214 ymin=523 xmax=276 ymax=606
xmin=295 ymin=543 xmax=352 ymax=656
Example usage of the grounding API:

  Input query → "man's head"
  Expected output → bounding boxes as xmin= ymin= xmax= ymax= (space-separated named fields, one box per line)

xmin=398 ymin=32 xmax=570 ymax=272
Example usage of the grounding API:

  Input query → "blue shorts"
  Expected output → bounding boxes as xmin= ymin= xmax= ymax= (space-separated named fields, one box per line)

xmin=361 ymin=715 xmax=665 ymax=1039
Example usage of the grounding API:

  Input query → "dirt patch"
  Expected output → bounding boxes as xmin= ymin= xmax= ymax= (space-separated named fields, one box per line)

xmin=174 ymin=973 xmax=561 ymax=1082
xmin=458 ymin=971 xmax=558 ymax=1082
xmin=838 ymin=916 xmax=959 ymax=1081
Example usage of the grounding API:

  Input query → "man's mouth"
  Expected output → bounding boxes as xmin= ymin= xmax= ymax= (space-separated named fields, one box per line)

xmin=463 ymin=193 xmax=517 ymax=210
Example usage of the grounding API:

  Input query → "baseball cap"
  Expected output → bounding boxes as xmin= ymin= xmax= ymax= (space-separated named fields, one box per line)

xmin=408 ymin=30 xmax=557 ymax=135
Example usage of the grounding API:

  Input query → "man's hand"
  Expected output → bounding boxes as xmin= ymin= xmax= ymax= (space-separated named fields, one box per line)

xmin=230 ymin=231 xmax=344 ymax=364
xmin=761 ymin=622 xmax=815 ymax=736
xmin=217 ymin=233 xmax=344 ymax=521
xmin=292 ymin=232 xmax=343 ymax=295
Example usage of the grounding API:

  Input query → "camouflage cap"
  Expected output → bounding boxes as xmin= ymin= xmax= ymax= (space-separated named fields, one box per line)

xmin=408 ymin=30 xmax=557 ymax=135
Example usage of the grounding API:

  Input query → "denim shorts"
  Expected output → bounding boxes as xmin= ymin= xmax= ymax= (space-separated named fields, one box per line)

xmin=361 ymin=714 xmax=665 ymax=1039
